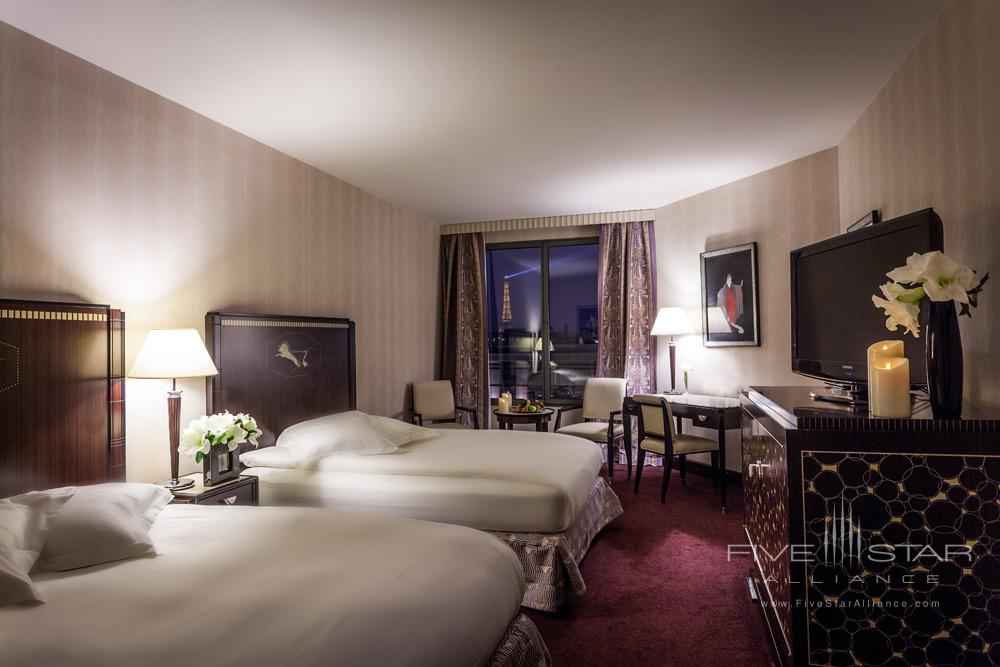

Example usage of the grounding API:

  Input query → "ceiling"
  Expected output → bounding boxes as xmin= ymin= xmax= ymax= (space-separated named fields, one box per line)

xmin=0 ymin=0 xmax=946 ymax=223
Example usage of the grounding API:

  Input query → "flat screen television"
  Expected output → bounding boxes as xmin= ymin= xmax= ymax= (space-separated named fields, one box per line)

xmin=790 ymin=208 xmax=943 ymax=387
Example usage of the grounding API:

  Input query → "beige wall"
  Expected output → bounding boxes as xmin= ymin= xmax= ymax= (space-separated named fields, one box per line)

xmin=654 ymin=148 xmax=841 ymax=468
xmin=838 ymin=0 xmax=1000 ymax=409
xmin=0 ymin=23 xmax=439 ymax=482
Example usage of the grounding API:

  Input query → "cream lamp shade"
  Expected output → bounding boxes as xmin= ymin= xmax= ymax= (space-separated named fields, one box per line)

xmin=128 ymin=329 xmax=219 ymax=379
xmin=650 ymin=307 xmax=694 ymax=337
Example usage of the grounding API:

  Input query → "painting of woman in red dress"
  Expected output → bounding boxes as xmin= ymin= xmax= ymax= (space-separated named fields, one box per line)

xmin=700 ymin=243 xmax=759 ymax=347
xmin=716 ymin=274 xmax=745 ymax=334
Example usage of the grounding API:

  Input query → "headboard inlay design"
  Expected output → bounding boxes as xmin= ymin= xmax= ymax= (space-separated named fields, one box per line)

xmin=220 ymin=318 xmax=350 ymax=329
xmin=206 ymin=312 xmax=357 ymax=448
xmin=1 ymin=308 xmax=108 ymax=321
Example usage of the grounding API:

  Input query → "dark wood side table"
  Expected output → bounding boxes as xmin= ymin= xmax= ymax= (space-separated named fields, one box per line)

xmin=623 ymin=393 xmax=740 ymax=510
xmin=494 ymin=408 xmax=555 ymax=432
xmin=169 ymin=474 xmax=259 ymax=506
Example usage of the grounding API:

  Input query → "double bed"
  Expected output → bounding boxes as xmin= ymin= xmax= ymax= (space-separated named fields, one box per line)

xmin=0 ymin=503 xmax=545 ymax=667
xmin=207 ymin=311 xmax=623 ymax=611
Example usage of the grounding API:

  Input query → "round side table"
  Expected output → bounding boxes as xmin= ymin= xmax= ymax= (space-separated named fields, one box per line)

xmin=493 ymin=408 xmax=554 ymax=432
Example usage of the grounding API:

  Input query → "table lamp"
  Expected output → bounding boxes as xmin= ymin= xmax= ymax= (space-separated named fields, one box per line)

xmin=129 ymin=329 xmax=219 ymax=491
xmin=650 ymin=307 xmax=693 ymax=394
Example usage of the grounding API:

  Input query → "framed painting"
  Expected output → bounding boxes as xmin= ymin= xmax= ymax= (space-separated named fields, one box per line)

xmin=700 ymin=242 xmax=760 ymax=347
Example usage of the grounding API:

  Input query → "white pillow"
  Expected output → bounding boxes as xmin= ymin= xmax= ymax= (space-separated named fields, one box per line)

xmin=34 ymin=483 xmax=173 ymax=573
xmin=367 ymin=415 xmax=439 ymax=447
xmin=0 ymin=488 xmax=75 ymax=606
xmin=276 ymin=411 xmax=397 ymax=469
xmin=239 ymin=446 xmax=296 ymax=469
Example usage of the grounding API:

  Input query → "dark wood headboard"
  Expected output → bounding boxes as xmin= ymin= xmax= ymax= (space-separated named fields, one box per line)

xmin=205 ymin=311 xmax=356 ymax=448
xmin=0 ymin=299 xmax=125 ymax=496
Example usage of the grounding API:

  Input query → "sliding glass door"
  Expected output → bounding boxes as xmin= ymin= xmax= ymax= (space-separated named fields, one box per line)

xmin=486 ymin=238 xmax=599 ymax=403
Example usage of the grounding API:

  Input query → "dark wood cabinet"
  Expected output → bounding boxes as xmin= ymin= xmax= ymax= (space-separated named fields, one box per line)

xmin=741 ymin=387 xmax=1000 ymax=667
xmin=741 ymin=401 xmax=793 ymax=659
xmin=0 ymin=300 xmax=125 ymax=497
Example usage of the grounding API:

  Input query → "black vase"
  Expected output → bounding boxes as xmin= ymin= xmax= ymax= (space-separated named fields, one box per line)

xmin=925 ymin=301 xmax=963 ymax=418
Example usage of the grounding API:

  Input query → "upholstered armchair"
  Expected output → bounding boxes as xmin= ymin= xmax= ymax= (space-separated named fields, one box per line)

xmin=633 ymin=394 xmax=718 ymax=503
xmin=411 ymin=380 xmax=480 ymax=429
xmin=554 ymin=378 xmax=629 ymax=479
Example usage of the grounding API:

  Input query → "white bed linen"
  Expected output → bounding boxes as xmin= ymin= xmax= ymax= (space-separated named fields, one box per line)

xmin=0 ymin=504 xmax=526 ymax=667
xmin=244 ymin=428 xmax=604 ymax=532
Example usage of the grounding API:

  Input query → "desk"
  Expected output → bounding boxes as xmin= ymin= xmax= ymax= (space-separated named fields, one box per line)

xmin=622 ymin=393 xmax=741 ymax=510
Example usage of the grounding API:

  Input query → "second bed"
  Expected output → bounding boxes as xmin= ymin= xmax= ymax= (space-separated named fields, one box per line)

xmin=242 ymin=425 xmax=622 ymax=611
xmin=207 ymin=310 xmax=623 ymax=611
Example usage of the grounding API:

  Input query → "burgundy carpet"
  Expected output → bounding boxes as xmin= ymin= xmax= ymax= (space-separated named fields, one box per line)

xmin=526 ymin=466 xmax=776 ymax=666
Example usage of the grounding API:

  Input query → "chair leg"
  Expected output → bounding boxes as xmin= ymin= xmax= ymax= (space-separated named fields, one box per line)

xmin=625 ymin=436 xmax=633 ymax=480
xmin=678 ymin=454 xmax=687 ymax=486
xmin=634 ymin=448 xmax=647 ymax=494
xmin=661 ymin=454 xmax=674 ymax=504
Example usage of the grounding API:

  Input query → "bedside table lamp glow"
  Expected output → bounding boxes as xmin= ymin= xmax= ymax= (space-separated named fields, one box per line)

xmin=129 ymin=329 xmax=218 ymax=491
xmin=651 ymin=307 xmax=693 ymax=394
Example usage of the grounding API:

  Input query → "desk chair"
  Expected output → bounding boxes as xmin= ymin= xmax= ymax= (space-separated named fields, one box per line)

xmin=633 ymin=394 xmax=719 ymax=503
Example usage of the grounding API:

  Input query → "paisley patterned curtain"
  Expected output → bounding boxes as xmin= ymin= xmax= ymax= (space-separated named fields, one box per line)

xmin=438 ymin=233 xmax=488 ymax=428
xmin=597 ymin=221 xmax=657 ymax=463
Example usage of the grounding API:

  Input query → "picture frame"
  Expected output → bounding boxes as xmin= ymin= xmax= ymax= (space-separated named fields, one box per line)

xmin=700 ymin=242 xmax=760 ymax=347
xmin=848 ymin=209 xmax=881 ymax=232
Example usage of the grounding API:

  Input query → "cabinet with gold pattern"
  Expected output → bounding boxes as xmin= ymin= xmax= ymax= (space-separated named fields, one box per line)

xmin=741 ymin=387 xmax=1000 ymax=667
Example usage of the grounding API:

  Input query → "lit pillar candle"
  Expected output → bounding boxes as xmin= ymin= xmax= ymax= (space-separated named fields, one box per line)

xmin=870 ymin=357 xmax=911 ymax=418
xmin=498 ymin=396 xmax=511 ymax=414
xmin=867 ymin=340 xmax=904 ymax=415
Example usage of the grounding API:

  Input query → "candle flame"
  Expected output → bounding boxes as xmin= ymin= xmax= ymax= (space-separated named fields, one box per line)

xmin=882 ymin=345 xmax=888 ymax=350
xmin=884 ymin=362 xmax=892 ymax=370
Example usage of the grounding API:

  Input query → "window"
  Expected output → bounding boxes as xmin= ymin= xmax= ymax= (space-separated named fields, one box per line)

xmin=486 ymin=238 xmax=599 ymax=403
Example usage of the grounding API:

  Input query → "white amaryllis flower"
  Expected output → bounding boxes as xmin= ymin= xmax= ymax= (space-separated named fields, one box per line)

xmin=875 ymin=251 xmax=988 ymax=337
xmin=872 ymin=282 xmax=921 ymax=338
xmin=178 ymin=411 xmax=262 ymax=461
xmin=178 ymin=416 xmax=212 ymax=458
xmin=235 ymin=414 xmax=260 ymax=446
xmin=887 ymin=251 xmax=982 ymax=303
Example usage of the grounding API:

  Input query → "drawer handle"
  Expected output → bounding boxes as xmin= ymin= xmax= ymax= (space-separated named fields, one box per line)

xmin=221 ymin=495 xmax=238 ymax=505
xmin=748 ymin=462 xmax=771 ymax=477
xmin=697 ymin=415 xmax=707 ymax=422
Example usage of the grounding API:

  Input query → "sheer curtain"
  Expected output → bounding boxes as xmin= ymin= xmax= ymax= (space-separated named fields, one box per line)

xmin=597 ymin=221 xmax=658 ymax=462
xmin=438 ymin=233 xmax=488 ymax=428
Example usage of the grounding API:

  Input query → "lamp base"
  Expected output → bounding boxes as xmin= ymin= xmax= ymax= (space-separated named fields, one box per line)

xmin=161 ymin=477 xmax=195 ymax=492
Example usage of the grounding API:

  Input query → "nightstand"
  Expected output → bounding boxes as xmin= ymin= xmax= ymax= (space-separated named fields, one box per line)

xmin=169 ymin=474 xmax=259 ymax=506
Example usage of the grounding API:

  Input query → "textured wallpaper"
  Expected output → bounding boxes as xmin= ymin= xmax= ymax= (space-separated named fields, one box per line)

xmin=0 ymin=22 xmax=439 ymax=482
xmin=838 ymin=0 xmax=999 ymax=408
xmin=654 ymin=148 xmax=841 ymax=469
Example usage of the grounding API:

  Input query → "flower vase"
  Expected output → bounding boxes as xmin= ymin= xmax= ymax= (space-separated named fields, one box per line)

xmin=204 ymin=446 xmax=239 ymax=486
xmin=925 ymin=301 xmax=963 ymax=419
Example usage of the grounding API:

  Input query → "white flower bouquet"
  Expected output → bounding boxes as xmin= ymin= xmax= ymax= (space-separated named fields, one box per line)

xmin=179 ymin=412 xmax=261 ymax=463
xmin=872 ymin=251 xmax=988 ymax=337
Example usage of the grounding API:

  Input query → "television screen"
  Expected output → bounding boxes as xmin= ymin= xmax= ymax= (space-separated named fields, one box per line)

xmin=791 ymin=209 xmax=943 ymax=386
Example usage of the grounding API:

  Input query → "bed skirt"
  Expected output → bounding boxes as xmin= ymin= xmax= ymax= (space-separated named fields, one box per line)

xmin=488 ymin=613 xmax=551 ymax=667
xmin=490 ymin=477 xmax=623 ymax=612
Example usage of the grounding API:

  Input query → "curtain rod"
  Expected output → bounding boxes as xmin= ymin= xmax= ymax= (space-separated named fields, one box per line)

xmin=439 ymin=209 xmax=656 ymax=235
